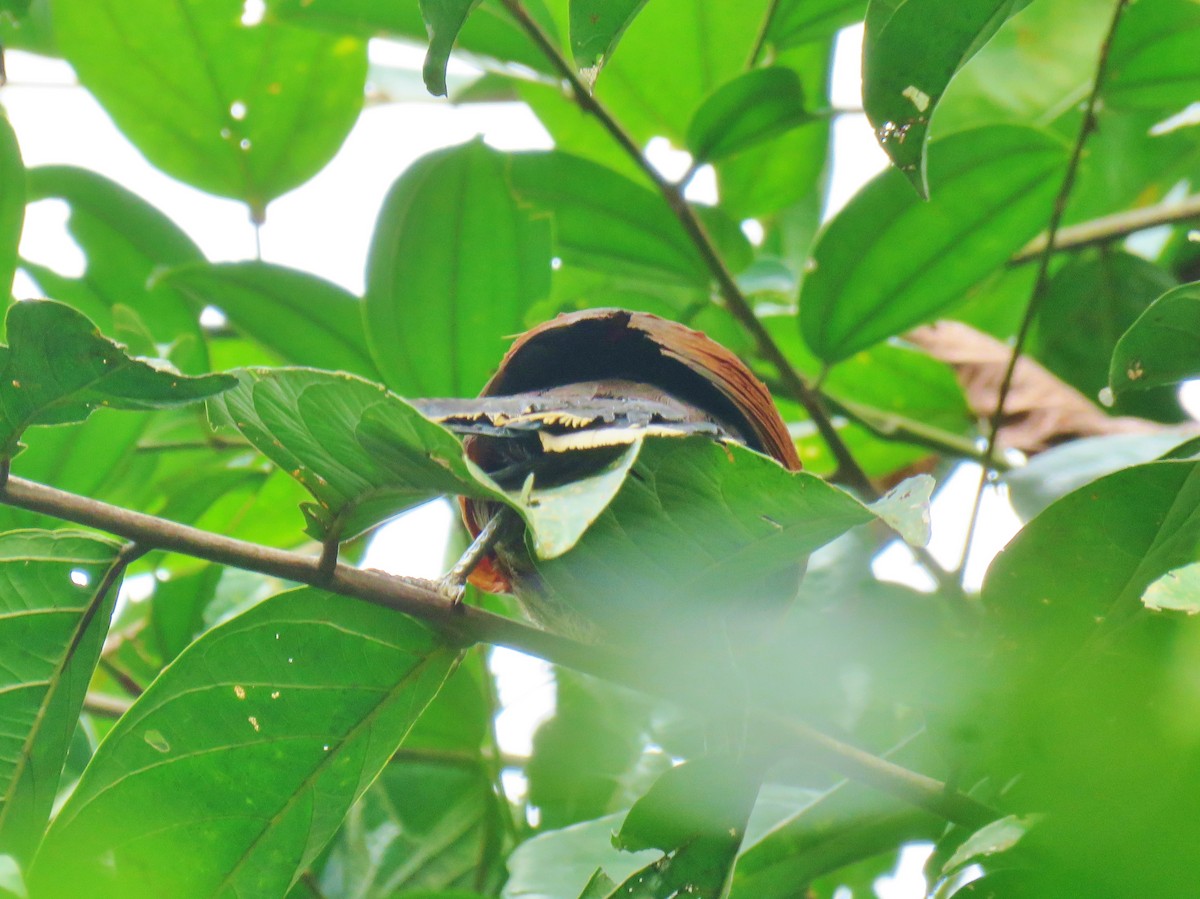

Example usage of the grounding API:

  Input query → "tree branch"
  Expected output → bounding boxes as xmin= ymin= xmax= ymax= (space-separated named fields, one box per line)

xmin=497 ymin=0 xmax=877 ymax=499
xmin=0 ymin=473 xmax=994 ymax=829
xmin=1011 ymin=191 xmax=1200 ymax=265
xmin=762 ymin=714 xmax=999 ymax=830
xmin=964 ymin=0 xmax=1132 ymax=573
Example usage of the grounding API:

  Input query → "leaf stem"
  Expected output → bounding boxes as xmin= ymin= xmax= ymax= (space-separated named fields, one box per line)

xmin=0 ymin=473 xmax=991 ymax=828
xmin=497 ymin=0 xmax=877 ymax=499
xmin=963 ymin=0 xmax=1131 ymax=577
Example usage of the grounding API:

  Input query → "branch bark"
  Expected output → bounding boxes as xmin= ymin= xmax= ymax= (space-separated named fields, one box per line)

xmin=0 ymin=473 xmax=996 ymax=830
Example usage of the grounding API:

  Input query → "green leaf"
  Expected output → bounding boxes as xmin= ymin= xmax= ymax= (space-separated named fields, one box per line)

xmin=1006 ymin=432 xmax=1193 ymax=522
xmin=420 ymin=0 xmax=484 ymax=96
xmin=1142 ymin=562 xmax=1200 ymax=615
xmin=160 ymin=261 xmax=381 ymax=381
xmin=941 ymin=814 xmax=1039 ymax=878
xmin=0 ymin=531 xmax=124 ymax=865
xmin=311 ymin=652 xmax=508 ymax=895
xmin=613 ymin=756 xmax=760 ymax=897
xmin=508 ymin=151 xmax=751 ymax=286
xmin=527 ymin=672 xmax=654 ymax=829
xmin=0 ymin=301 xmax=234 ymax=459
xmin=983 ymin=460 xmax=1200 ymax=655
xmin=863 ymin=0 xmax=1031 ymax=195
xmin=713 ymin=42 xmax=831 ymax=222
xmin=525 ymin=438 xmax=886 ymax=641
xmin=1105 ymin=0 xmax=1200 ymax=113
xmin=504 ymin=813 xmax=662 ymax=899
xmin=1109 ymin=282 xmax=1200 ymax=394
xmin=29 ymin=587 xmax=459 ymax=899
xmin=592 ymin=0 xmax=774 ymax=143
xmin=1032 ymin=250 xmax=1181 ymax=421
xmin=211 ymin=368 xmax=655 ymax=556
xmin=208 ymin=368 xmax=496 ymax=541
xmin=365 ymin=140 xmax=552 ymax=398
xmin=686 ymin=67 xmax=808 ymax=164
xmin=53 ymin=0 xmax=367 ymax=216
xmin=24 ymin=166 xmax=209 ymax=374
xmin=570 ymin=0 xmax=649 ymax=70
xmin=0 ymin=114 xmax=23 ymax=303
xmin=800 ymin=125 xmax=1066 ymax=363
xmin=767 ymin=0 xmax=865 ymax=51
xmin=731 ymin=770 xmax=939 ymax=896
xmin=271 ymin=0 xmax=561 ymax=80
xmin=869 ymin=474 xmax=933 ymax=547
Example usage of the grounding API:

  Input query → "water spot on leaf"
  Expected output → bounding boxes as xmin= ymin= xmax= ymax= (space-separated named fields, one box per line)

xmin=69 ymin=569 xmax=90 ymax=587
xmin=229 ymin=100 xmax=247 ymax=121
xmin=144 ymin=729 xmax=170 ymax=753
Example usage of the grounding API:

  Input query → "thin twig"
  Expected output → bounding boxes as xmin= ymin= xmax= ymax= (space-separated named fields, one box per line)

xmin=1011 ymin=191 xmax=1200 ymax=265
xmin=0 ymin=473 xmax=990 ymax=829
xmin=962 ymin=0 xmax=1131 ymax=577
xmin=84 ymin=692 xmax=133 ymax=718
xmin=762 ymin=713 xmax=999 ymax=830
xmin=498 ymin=0 xmax=877 ymax=499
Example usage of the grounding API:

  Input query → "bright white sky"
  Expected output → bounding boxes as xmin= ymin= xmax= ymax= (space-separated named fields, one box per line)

xmin=3 ymin=27 xmax=1025 ymax=896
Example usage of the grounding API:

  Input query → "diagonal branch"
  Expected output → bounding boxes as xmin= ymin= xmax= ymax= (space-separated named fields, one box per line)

xmin=497 ymin=0 xmax=877 ymax=499
xmin=1010 ymin=191 xmax=1200 ymax=265
xmin=962 ymin=0 xmax=1132 ymax=574
xmin=0 ymin=473 xmax=995 ymax=829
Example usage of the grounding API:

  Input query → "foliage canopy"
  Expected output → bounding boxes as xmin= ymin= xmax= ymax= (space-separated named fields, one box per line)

xmin=0 ymin=0 xmax=1199 ymax=896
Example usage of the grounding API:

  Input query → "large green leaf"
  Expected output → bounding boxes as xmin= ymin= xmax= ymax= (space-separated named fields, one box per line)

xmin=569 ymin=0 xmax=649 ymax=70
xmin=0 ymin=301 xmax=234 ymax=459
xmin=686 ymin=67 xmax=809 ymax=164
xmin=309 ymin=651 xmax=508 ymax=895
xmin=160 ymin=261 xmax=381 ymax=381
xmin=29 ymin=587 xmax=459 ymax=899
xmin=524 ymin=438 xmax=916 ymax=641
xmin=0 ymin=531 xmax=124 ymax=865
xmin=0 ymin=115 xmax=22 ymax=303
xmin=365 ymin=140 xmax=552 ymax=398
xmin=800 ymin=125 xmax=1066 ymax=363
xmin=1109 ymin=282 xmax=1200 ymax=395
xmin=508 ymin=151 xmax=751 ymax=286
xmin=592 ymin=0 xmax=774 ymax=143
xmin=863 ymin=0 xmax=1030 ymax=195
xmin=978 ymin=460 xmax=1200 ymax=894
xmin=53 ymin=0 xmax=367 ymax=217
xmin=984 ymin=460 xmax=1200 ymax=655
xmin=24 ymin=167 xmax=209 ymax=374
xmin=1104 ymin=0 xmax=1200 ymax=113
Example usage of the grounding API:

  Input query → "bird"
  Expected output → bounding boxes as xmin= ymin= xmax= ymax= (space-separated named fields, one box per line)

xmin=414 ymin=308 xmax=801 ymax=640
